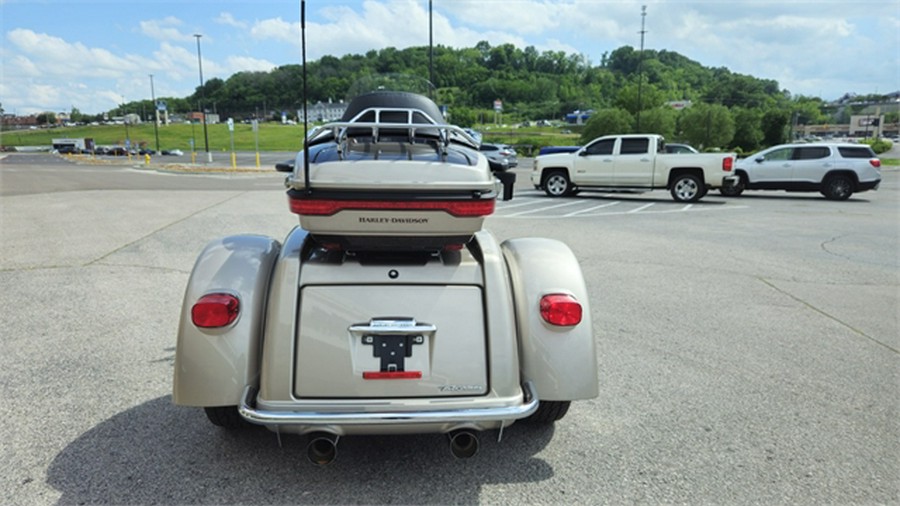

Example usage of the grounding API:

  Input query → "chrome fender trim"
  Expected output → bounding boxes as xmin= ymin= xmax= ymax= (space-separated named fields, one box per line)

xmin=238 ymin=382 xmax=538 ymax=426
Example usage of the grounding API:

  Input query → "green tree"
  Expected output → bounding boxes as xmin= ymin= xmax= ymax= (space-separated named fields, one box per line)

xmin=581 ymin=108 xmax=634 ymax=142
xmin=678 ymin=104 xmax=735 ymax=149
xmin=615 ymin=80 xmax=664 ymax=116
xmin=761 ymin=109 xmax=790 ymax=146
xmin=637 ymin=107 xmax=676 ymax=138
xmin=36 ymin=112 xmax=57 ymax=125
xmin=731 ymin=107 xmax=764 ymax=152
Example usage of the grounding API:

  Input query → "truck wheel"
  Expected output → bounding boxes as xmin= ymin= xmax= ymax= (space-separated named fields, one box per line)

xmin=544 ymin=170 xmax=573 ymax=197
xmin=670 ymin=173 xmax=703 ymax=202
xmin=719 ymin=176 xmax=745 ymax=197
xmin=204 ymin=406 xmax=249 ymax=429
xmin=524 ymin=400 xmax=571 ymax=424
xmin=821 ymin=175 xmax=853 ymax=200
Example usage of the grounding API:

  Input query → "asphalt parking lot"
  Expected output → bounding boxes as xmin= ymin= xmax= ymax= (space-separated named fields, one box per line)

xmin=0 ymin=153 xmax=897 ymax=504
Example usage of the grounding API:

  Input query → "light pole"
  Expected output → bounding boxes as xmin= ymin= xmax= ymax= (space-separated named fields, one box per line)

xmin=194 ymin=34 xmax=212 ymax=162
xmin=636 ymin=5 xmax=647 ymax=132
xmin=149 ymin=74 xmax=161 ymax=154
xmin=429 ymin=0 xmax=434 ymax=96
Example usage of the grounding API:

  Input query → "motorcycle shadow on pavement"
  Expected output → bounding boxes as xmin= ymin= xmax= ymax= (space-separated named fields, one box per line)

xmin=47 ymin=395 xmax=555 ymax=504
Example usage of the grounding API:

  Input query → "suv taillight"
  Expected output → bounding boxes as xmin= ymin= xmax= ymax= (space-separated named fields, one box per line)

xmin=540 ymin=294 xmax=583 ymax=327
xmin=192 ymin=293 xmax=240 ymax=328
xmin=870 ymin=158 xmax=881 ymax=168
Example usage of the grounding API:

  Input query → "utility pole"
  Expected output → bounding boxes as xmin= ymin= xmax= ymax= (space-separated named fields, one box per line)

xmin=194 ymin=34 xmax=212 ymax=163
xmin=429 ymin=0 xmax=434 ymax=97
xmin=636 ymin=5 xmax=647 ymax=132
xmin=149 ymin=74 xmax=161 ymax=154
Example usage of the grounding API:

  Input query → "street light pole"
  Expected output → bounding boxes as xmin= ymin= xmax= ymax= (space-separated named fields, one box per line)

xmin=194 ymin=34 xmax=212 ymax=162
xmin=636 ymin=5 xmax=647 ymax=132
xmin=149 ymin=74 xmax=161 ymax=154
xmin=429 ymin=0 xmax=434 ymax=97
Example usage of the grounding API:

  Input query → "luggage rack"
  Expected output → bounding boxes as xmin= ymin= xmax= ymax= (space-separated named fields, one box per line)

xmin=306 ymin=106 xmax=480 ymax=162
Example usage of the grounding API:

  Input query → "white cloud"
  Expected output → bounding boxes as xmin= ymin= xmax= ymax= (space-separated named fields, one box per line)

xmin=215 ymin=12 xmax=247 ymax=30
xmin=139 ymin=16 xmax=195 ymax=43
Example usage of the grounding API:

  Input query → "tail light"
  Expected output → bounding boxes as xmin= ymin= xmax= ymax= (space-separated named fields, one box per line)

xmin=722 ymin=157 xmax=734 ymax=171
xmin=870 ymin=158 xmax=881 ymax=168
xmin=540 ymin=294 xmax=583 ymax=327
xmin=289 ymin=197 xmax=495 ymax=217
xmin=191 ymin=293 xmax=240 ymax=328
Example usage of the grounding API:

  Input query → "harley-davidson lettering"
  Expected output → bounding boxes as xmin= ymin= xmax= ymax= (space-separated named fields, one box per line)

xmin=358 ymin=217 xmax=429 ymax=224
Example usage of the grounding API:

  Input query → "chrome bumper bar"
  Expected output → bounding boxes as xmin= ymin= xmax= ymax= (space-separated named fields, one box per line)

xmin=238 ymin=381 xmax=538 ymax=426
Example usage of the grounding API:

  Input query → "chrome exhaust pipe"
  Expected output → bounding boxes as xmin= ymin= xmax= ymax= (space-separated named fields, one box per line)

xmin=306 ymin=432 xmax=339 ymax=466
xmin=448 ymin=430 xmax=479 ymax=459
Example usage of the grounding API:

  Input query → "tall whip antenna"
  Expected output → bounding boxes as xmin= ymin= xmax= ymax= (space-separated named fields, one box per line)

xmin=301 ymin=0 xmax=311 ymax=193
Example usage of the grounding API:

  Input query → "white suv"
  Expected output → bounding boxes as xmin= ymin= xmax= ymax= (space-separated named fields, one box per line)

xmin=721 ymin=143 xmax=882 ymax=200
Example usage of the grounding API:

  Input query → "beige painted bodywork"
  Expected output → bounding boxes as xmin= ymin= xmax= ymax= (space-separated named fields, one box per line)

xmin=173 ymin=228 xmax=598 ymax=435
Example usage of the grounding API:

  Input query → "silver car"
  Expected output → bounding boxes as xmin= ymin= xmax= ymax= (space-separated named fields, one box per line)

xmin=722 ymin=143 xmax=881 ymax=200
xmin=479 ymin=143 xmax=518 ymax=170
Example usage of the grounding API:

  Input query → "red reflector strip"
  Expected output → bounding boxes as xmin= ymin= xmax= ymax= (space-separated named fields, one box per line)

xmin=289 ymin=198 xmax=495 ymax=217
xmin=362 ymin=371 xmax=423 ymax=380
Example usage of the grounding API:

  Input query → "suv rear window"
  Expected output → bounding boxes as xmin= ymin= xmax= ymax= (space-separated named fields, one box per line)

xmin=793 ymin=146 xmax=831 ymax=160
xmin=837 ymin=146 xmax=876 ymax=158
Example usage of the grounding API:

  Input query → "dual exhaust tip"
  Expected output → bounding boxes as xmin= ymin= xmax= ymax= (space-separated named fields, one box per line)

xmin=305 ymin=430 xmax=480 ymax=465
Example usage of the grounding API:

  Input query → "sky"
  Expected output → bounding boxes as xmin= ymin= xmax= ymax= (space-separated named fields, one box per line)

xmin=1 ymin=0 xmax=899 ymax=116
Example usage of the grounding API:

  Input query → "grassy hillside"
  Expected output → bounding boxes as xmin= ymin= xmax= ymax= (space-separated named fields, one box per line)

xmin=1 ymin=122 xmax=581 ymax=155
xmin=1 ymin=122 xmax=307 ymax=152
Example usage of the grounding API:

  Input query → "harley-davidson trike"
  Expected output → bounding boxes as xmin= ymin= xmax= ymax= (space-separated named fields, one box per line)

xmin=173 ymin=90 xmax=598 ymax=464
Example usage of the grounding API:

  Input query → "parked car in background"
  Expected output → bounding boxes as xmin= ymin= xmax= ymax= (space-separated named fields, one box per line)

xmin=106 ymin=147 xmax=129 ymax=156
xmin=532 ymin=134 xmax=737 ymax=202
xmin=664 ymin=143 xmax=699 ymax=154
xmin=479 ymin=143 xmax=518 ymax=169
xmin=162 ymin=149 xmax=184 ymax=156
xmin=721 ymin=143 xmax=881 ymax=200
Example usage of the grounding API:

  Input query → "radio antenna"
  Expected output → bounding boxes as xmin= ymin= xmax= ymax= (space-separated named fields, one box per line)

xmin=301 ymin=0 xmax=311 ymax=193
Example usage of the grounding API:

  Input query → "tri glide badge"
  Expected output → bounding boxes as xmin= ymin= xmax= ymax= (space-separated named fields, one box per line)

xmin=349 ymin=318 xmax=436 ymax=379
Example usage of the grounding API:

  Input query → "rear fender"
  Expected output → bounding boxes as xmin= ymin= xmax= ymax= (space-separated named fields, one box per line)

xmin=173 ymin=234 xmax=281 ymax=406
xmin=502 ymin=238 xmax=599 ymax=401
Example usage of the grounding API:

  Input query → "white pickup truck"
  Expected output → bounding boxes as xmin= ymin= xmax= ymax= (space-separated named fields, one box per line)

xmin=531 ymin=134 xmax=738 ymax=202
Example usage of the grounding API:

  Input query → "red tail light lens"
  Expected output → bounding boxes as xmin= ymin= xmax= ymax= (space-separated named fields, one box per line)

xmin=870 ymin=158 xmax=881 ymax=168
xmin=191 ymin=293 xmax=240 ymax=328
xmin=722 ymin=157 xmax=734 ymax=171
xmin=540 ymin=294 xmax=583 ymax=327
xmin=289 ymin=198 xmax=495 ymax=217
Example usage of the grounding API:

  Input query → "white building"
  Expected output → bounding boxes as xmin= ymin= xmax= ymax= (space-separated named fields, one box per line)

xmin=298 ymin=100 xmax=348 ymax=123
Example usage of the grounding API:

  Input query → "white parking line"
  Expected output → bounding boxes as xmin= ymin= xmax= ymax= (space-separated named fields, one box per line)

xmin=496 ymin=198 xmax=551 ymax=210
xmin=564 ymin=201 xmax=620 ymax=216
xmin=627 ymin=203 xmax=655 ymax=213
xmin=505 ymin=199 xmax=586 ymax=217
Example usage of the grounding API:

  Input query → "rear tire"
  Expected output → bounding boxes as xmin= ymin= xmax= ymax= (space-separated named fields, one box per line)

xmin=204 ymin=406 xmax=249 ymax=429
xmin=670 ymin=173 xmax=704 ymax=202
xmin=821 ymin=175 xmax=853 ymax=200
xmin=543 ymin=170 xmax=574 ymax=197
xmin=524 ymin=400 xmax=571 ymax=424
xmin=719 ymin=176 xmax=745 ymax=197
